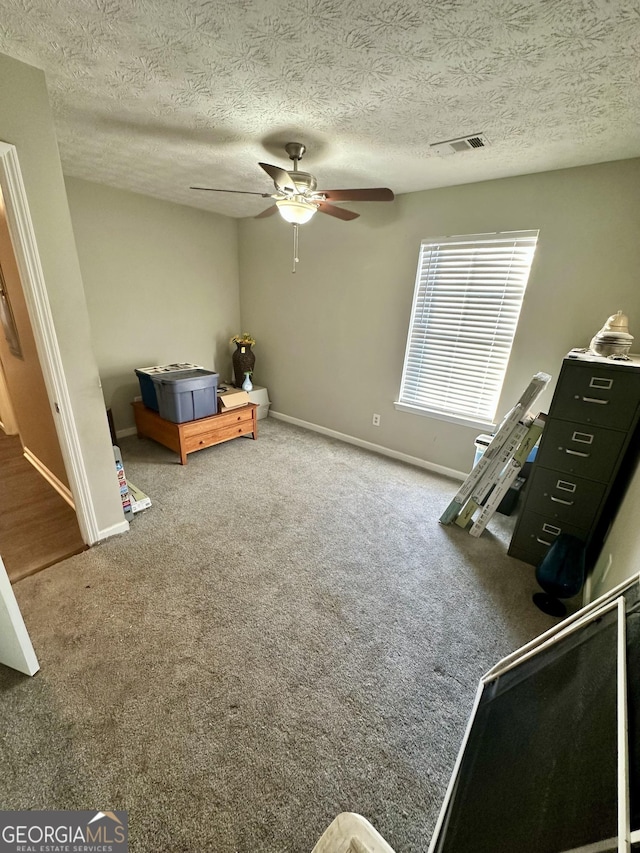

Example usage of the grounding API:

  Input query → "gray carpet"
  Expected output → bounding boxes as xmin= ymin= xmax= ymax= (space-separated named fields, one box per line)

xmin=1 ymin=418 xmax=554 ymax=851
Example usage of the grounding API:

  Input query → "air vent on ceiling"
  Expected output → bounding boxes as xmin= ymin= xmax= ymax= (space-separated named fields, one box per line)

xmin=430 ymin=133 xmax=490 ymax=156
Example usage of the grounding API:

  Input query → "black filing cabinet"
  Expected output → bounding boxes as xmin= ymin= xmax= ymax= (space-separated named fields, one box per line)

xmin=508 ymin=350 xmax=640 ymax=568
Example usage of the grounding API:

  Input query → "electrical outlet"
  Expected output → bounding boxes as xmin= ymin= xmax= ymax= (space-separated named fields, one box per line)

xmin=372 ymin=413 xmax=381 ymax=426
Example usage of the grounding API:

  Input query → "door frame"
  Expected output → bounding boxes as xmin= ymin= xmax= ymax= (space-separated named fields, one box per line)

xmin=0 ymin=142 xmax=100 ymax=544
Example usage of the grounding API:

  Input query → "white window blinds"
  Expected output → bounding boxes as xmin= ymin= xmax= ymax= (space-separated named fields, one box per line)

xmin=398 ymin=231 xmax=538 ymax=425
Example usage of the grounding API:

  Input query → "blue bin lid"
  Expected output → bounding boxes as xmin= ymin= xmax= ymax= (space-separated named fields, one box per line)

xmin=135 ymin=363 xmax=201 ymax=376
xmin=151 ymin=369 xmax=218 ymax=391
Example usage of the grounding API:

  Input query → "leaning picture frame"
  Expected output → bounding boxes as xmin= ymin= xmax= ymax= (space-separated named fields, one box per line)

xmin=0 ymin=259 xmax=22 ymax=358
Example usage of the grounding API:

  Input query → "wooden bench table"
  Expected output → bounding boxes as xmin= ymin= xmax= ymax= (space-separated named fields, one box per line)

xmin=132 ymin=400 xmax=258 ymax=465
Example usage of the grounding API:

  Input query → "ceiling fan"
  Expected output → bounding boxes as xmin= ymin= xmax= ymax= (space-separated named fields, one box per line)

xmin=191 ymin=141 xmax=394 ymax=222
xmin=191 ymin=142 xmax=394 ymax=271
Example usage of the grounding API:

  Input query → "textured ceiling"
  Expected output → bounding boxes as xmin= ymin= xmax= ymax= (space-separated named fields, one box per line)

xmin=1 ymin=0 xmax=639 ymax=218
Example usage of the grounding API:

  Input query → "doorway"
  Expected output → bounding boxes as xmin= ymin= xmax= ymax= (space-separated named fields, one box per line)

xmin=0 ymin=181 xmax=85 ymax=582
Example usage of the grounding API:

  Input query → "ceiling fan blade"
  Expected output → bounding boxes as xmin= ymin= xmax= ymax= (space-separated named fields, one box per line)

xmin=258 ymin=162 xmax=300 ymax=193
xmin=255 ymin=205 xmax=279 ymax=218
xmin=190 ymin=187 xmax=272 ymax=196
xmin=317 ymin=201 xmax=360 ymax=221
xmin=319 ymin=188 xmax=394 ymax=202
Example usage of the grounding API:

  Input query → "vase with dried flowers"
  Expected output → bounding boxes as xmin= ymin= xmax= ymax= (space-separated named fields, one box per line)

xmin=231 ymin=333 xmax=256 ymax=388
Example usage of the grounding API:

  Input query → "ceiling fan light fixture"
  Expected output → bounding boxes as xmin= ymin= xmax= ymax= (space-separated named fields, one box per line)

xmin=276 ymin=197 xmax=317 ymax=224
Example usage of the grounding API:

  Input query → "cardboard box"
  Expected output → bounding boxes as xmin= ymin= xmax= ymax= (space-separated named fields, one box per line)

xmin=128 ymin=482 xmax=152 ymax=514
xmin=218 ymin=388 xmax=251 ymax=410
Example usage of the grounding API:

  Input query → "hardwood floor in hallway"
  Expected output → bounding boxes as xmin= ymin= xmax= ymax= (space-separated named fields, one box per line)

xmin=0 ymin=430 xmax=86 ymax=582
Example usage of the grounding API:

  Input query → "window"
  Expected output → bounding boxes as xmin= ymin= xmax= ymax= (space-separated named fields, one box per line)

xmin=397 ymin=230 xmax=538 ymax=428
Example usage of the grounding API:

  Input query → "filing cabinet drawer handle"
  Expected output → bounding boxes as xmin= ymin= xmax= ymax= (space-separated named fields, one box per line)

xmin=536 ymin=537 xmax=553 ymax=547
xmin=550 ymin=495 xmax=574 ymax=506
xmin=582 ymin=396 xmax=609 ymax=405
xmin=565 ymin=448 xmax=590 ymax=458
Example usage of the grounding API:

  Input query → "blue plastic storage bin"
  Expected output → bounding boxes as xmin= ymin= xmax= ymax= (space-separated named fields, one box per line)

xmin=135 ymin=363 xmax=201 ymax=411
xmin=151 ymin=369 xmax=219 ymax=423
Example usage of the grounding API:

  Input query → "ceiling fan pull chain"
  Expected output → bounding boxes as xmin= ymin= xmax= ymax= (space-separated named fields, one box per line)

xmin=292 ymin=223 xmax=299 ymax=273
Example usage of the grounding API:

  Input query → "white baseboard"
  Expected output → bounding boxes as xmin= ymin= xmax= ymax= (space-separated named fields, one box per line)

xmin=269 ymin=411 xmax=466 ymax=481
xmin=115 ymin=426 xmax=138 ymax=440
xmin=23 ymin=447 xmax=76 ymax=510
xmin=97 ymin=519 xmax=130 ymax=541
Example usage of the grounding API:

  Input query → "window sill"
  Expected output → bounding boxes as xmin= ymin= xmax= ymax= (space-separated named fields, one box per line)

xmin=394 ymin=401 xmax=496 ymax=432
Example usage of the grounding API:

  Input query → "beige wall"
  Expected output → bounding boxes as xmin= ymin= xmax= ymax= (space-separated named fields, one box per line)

xmin=239 ymin=158 xmax=640 ymax=473
xmin=589 ymin=460 xmax=640 ymax=599
xmin=0 ymin=52 xmax=124 ymax=537
xmin=65 ymin=178 xmax=240 ymax=433
xmin=0 ymin=187 xmax=67 ymax=483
